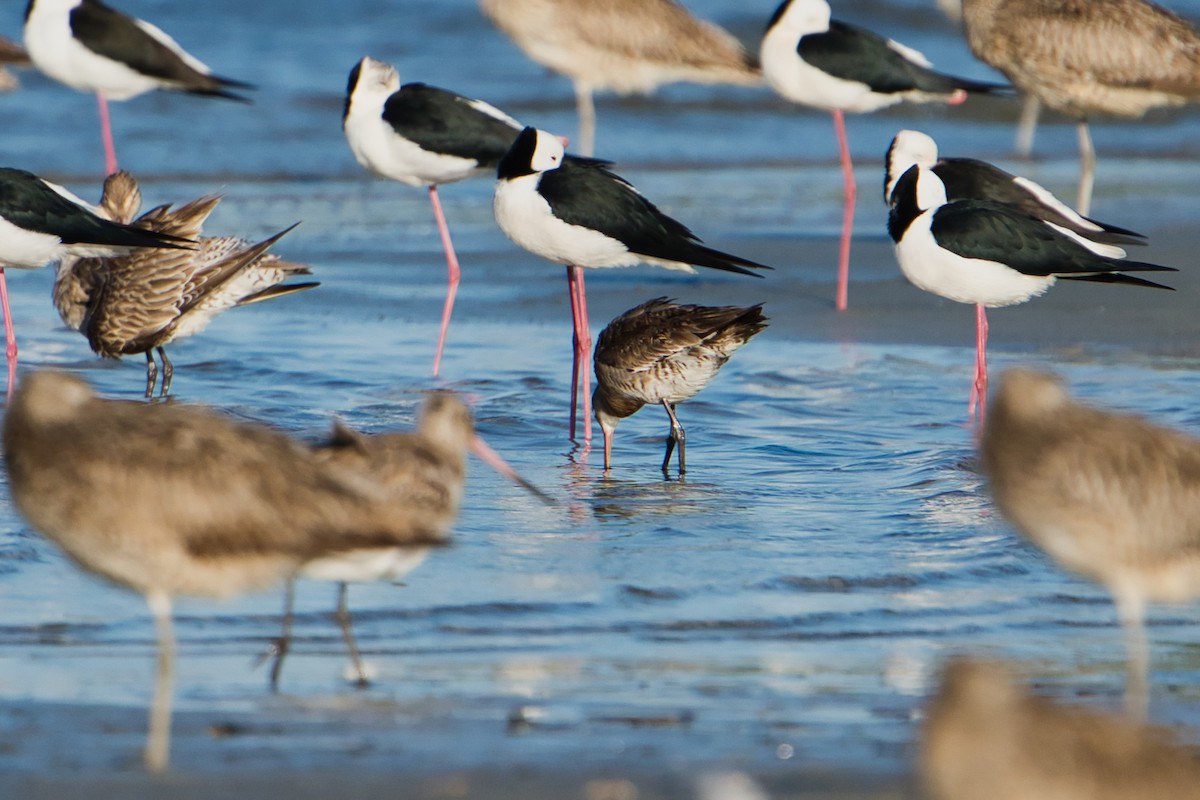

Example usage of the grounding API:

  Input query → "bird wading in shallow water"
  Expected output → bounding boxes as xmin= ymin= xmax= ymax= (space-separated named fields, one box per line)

xmin=981 ymin=369 xmax=1200 ymax=719
xmin=593 ymin=297 xmax=768 ymax=475
xmin=961 ymin=0 xmax=1200 ymax=216
xmin=23 ymin=0 xmax=254 ymax=175
xmin=52 ymin=171 xmax=316 ymax=398
xmin=761 ymin=0 xmax=1007 ymax=311
xmin=492 ymin=126 xmax=771 ymax=444
xmin=887 ymin=164 xmax=1173 ymax=421
xmin=479 ymin=0 xmax=761 ymax=157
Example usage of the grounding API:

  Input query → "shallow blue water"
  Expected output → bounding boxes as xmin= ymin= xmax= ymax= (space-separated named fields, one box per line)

xmin=3 ymin=0 xmax=1200 ymax=780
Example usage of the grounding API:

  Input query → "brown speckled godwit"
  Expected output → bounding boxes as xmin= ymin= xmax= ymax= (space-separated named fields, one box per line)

xmin=53 ymin=171 xmax=317 ymax=398
xmin=961 ymin=0 xmax=1200 ymax=216
xmin=592 ymin=297 xmax=767 ymax=475
xmin=981 ymin=369 xmax=1200 ymax=718
xmin=479 ymin=0 xmax=760 ymax=156
xmin=923 ymin=658 xmax=1200 ymax=800
xmin=761 ymin=0 xmax=1006 ymax=312
xmin=268 ymin=393 xmax=550 ymax=690
xmin=2 ymin=370 xmax=452 ymax=772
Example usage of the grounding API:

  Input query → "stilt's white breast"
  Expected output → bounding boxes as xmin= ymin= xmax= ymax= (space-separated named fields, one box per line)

xmin=0 ymin=216 xmax=65 ymax=269
xmin=493 ymin=173 xmax=639 ymax=268
xmin=895 ymin=210 xmax=1054 ymax=307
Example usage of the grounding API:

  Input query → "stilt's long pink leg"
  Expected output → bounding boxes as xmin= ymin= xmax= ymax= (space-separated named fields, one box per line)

xmin=574 ymin=267 xmax=593 ymax=443
xmin=832 ymin=109 xmax=856 ymax=312
xmin=566 ymin=266 xmax=581 ymax=440
xmin=0 ymin=268 xmax=14 ymax=401
xmin=428 ymin=185 xmax=460 ymax=378
xmin=97 ymin=93 xmax=118 ymax=177
xmin=969 ymin=303 xmax=989 ymax=423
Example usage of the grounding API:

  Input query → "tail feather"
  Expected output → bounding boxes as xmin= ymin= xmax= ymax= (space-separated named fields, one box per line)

xmin=237 ymin=282 xmax=320 ymax=306
xmin=682 ymin=244 xmax=772 ymax=278
xmin=1062 ymin=272 xmax=1175 ymax=290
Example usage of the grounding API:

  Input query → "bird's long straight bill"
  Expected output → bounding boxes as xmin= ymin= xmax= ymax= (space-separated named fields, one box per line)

xmin=470 ymin=436 xmax=555 ymax=505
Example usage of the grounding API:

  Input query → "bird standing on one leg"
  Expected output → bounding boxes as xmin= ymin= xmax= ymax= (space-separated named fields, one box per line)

xmin=981 ymin=369 xmax=1200 ymax=719
xmin=492 ymin=127 xmax=771 ymax=443
xmin=887 ymin=163 xmax=1173 ymax=421
xmin=593 ymin=297 xmax=767 ymax=475
xmin=23 ymin=0 xmax=254 ymax=176
xmin=343 ymin=57 xmax=534 ymax=377
xmin=761 ymin=0 xmax=1006 ymax=311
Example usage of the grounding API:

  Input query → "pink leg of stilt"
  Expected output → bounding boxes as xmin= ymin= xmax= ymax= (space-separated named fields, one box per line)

xmin=566 ymin=266 xmax=582 ymax=440
xmin=0 ymin=268 xmax=17 ymax=402
xmin=574 ymin=268 xmax=593 ymax=443
xmin=832 ymin=110 xmax=856 ymax=312
xmin=427 ymin=185 xmax=461 ymax=378
xmin=968 ymin=304 xmax=989 ymax=423
xmin=97 ymin=93 xmax=118 ymax=176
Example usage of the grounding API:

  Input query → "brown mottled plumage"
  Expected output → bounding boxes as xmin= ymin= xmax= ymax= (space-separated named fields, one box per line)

xmin=923 ymin=658 xmax=1200 ymax=800
xmin=981 ymin=368 xmax=1200 ymax=717
xmin=0 ymin=35 xmax=29 ymax=92
xmin=961 ymin=0 xmax=1200 ymax=214
xmin=268 ymin=393 xmax=474 ymax=690
xmin=53 ymin=171 xmax=318 ymax=398
xmin=479 ymin=0 xmax=760 ymax=155
xmin=593 ymin=297 xmax=767 ymax=474
xmin=2 ymin=370 xmax=450 ymax=772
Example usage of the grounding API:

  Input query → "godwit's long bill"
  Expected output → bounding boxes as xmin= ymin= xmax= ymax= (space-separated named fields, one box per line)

xmin=981 ymin=369 xmax=1200 ymax=718
xmin=493 ymin=127 xmax=771 ymax=443
xmin=53 ymin=171 xmax=317 ymax=398
xmin=886 ymin=163 xmax=1173 ymax=421
xmin=0 ymin=166 xmax=191 ymax=398
xmin=593 ymin=297 xmax=767 ymax=474
xmin=761 ymin=0 xmax=1006 ymax=311
xmin=23 ymin=0 xmax=253 ymax=176
xmin=961 ymin=0 xmax=1200 ymax=216
xmin=269 ymin=394 xmax=553 ymax=690
xmin=1 ymin=371 xmax=455 ymax=772
xmin=479 ymin=0 xmax=761 ymax=157
xmin=343 ymin=56 xmax=534 ymax=377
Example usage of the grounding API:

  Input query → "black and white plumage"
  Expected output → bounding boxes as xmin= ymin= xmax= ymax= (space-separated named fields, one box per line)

xmin=761 ymin=0 xmax=1007 ymax=312
xmin=884 ymin=129 xmax=1145 ymax=248
xmin=887 ymin=163 xmax=1174 ymax=419
xmin=593 ymin=298 xmax=768 ymax=474
xmin=0 ymin=165 xmax=190 ymax=397
xmin=343 ymin=56 xmax=526 ymax=377
xmin=23 ymin=0 xmax=253 ymax=174
xmin=493 ymin=126 xmax=771 ymax=442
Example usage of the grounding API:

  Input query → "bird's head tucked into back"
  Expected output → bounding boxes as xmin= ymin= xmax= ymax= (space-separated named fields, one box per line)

xmin=765 ymin=0 xmax=832 ymax=37
xmin=885 ymin=130 xmax=939 ymax=206
xmin=343 ymin=56 xmax=399 ymax=123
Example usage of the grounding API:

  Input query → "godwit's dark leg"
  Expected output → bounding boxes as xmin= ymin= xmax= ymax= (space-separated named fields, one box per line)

xmin=97 ymin=93 xmax=118 ymax=177
xmin=0 ymin=267 xmax=16 ymax=402
xmin=268 ymin=577 xmax=295 ymax=693
xmin=1076 ymin=120 xmax=1095 ymax=217
xmin=1015 ymin=95 xmax=1040 ymax=158
xmin=661 ymin=400 xmax=686 ymax=475
xmin=144 ymin=591 xmax=174 ymax=773
xmin=334 ymin=582 xmax=369 ymax=689
xmin=143 ymin=351 xmax=158 ymax=399
xmin=158 ymin=348 xmax=173 ymax=398
xmin=969 ymin=304 xmax=989 ymax=422
xmin=832 ymin=109 xmax=856 ymax=313
xmin=428 ymin=184 xmax=460 ymax=378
